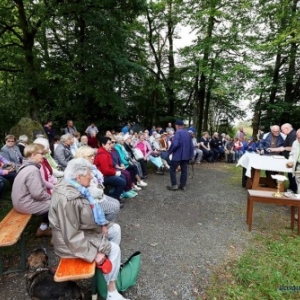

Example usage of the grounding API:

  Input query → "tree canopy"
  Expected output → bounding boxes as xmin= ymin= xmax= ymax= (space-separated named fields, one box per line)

xmin=0 ymin=0 xmax=299 ymax=137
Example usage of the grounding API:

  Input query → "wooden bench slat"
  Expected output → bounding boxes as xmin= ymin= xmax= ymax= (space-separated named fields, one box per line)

xmin=0 ymin=208 xmax=32 ymax=247
xmin=54 ymin=258 xmax=95 ymax=282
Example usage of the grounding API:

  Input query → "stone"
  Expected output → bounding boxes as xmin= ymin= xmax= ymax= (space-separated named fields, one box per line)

xmin=9 ymin=117 xmax=46 ymax=143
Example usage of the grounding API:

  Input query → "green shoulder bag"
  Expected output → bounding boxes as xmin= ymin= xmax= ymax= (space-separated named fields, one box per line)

xmin=96 ymin=251 xmax=141 ymax=299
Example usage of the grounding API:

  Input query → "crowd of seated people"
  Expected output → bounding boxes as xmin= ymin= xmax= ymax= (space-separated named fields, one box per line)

xmin=3 ymin=120 xmax=283 ymax=300
xmin=1 ymin=123 xmax=264 ymax=206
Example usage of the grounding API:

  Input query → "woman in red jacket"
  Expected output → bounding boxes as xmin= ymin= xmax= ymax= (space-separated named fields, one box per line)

xmin=94 ymin=137 xmax=126 ymax=203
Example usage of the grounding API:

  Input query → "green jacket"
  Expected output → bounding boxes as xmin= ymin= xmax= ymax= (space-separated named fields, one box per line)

xmin=114 ymin=143 xmax=129 ymax=168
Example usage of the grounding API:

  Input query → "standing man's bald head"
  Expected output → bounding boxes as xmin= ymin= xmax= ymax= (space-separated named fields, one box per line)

xmin=281 ymin=123 xmax=293 ymax=135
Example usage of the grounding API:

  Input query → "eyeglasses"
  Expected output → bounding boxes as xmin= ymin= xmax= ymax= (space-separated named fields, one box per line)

xmin=111 ymin=141 xmax=116 ymax=144
xmin=7 ymin=140 xmax=15 ymax=143
xmin=80 ymin=172 xmax=92 ymax=178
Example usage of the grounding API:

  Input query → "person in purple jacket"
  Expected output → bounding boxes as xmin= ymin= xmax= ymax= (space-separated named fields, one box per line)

xmin=167 ymin=120 xmax=194 ymax=191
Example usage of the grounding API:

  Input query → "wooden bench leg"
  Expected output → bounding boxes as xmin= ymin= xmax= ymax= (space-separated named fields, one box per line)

xmin=248 ymin=198 xmax=254 ymax=231
xmin=246 ymin=195 xmax=250 ymax=224
xmin=19 ymin=232 xmax=27 ymax=272
xmin=0 ymin=232 xmax=27 ymax=275
xmin=0 ymin=248 xmax=3 ymax=275
xmin=291 ymin=206 xmax=295 ymax=230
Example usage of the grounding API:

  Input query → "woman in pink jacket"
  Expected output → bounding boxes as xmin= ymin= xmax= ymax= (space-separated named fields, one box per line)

xmin=133 ymin=133 xmax=152 ymax=178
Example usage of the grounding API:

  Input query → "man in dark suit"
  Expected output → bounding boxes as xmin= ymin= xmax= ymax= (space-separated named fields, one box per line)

xmin=167 ymin=120 xmax=194 ymax=191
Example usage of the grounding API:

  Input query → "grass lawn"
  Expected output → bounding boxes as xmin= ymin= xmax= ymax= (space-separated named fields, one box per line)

xmin=204 ymin=165 xmax=300 ymax=300
xmin=205 ymin=231 xmax=300 ymax=300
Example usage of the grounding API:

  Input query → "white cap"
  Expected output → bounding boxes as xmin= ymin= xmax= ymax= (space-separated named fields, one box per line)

xmin=124 ymin=133 xmax=132 ymax=141
xmin=33 ymin=137 xmax=50 ymax=150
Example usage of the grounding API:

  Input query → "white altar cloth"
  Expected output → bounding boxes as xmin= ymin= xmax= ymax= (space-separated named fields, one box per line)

xmin=237 ymin=152 xmax=292 ymax=177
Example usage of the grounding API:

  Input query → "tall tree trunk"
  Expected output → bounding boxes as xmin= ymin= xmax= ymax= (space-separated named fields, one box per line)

xmin=15 ymin=0 xmax=42 ymax=120
xmin=269 ymin=52 xmax=282 ymax=104
xmin=284 ymin=0 xmax=298 ymax=104
xmin=166 ymin=0 xmax=176 ymax=117
xmin=252 ymin=93 xmax=263 ymax=141
xmin=284 ymin=45 xmax=297 ymax=103
xmin=193 ymin=63 xmax=201 ymax=136
xmin=203 ymin=60 xmax=215 ymax=131
xmin=198 ymin=12 xmax=214 ymax=132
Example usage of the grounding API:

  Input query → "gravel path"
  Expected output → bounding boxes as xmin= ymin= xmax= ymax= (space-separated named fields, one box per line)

xmin=0 ymin=164 xmax=253 ymax=299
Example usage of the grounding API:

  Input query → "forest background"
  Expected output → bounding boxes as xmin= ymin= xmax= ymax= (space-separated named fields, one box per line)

xmin=0 ymin=0 xmax=299 ymax=138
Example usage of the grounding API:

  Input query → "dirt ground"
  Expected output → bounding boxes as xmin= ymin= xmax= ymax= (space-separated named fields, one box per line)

xmin=0 ymin=163 xmax=277 ymax=299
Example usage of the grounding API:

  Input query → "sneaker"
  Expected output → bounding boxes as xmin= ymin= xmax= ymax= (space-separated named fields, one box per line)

xmin=128 ymin=190 xmax=138 ymax=197
xmin=122 ymin=191 xmax=137 ymax=199
xmin=36 ymin=227 xmax=52 ymax=237
xmin=167 ymin=185 xmax=179 ymax=191
xmin=106 ymin=290 xmax=130 ymax=300
xmin=132 ymin=185 xmax=142 ymax=191
xmin=156 ymin=170 xmax=164 ymax=175
xmin=137 ymin=181 xmax=147 ymax=187
xmin=179 ymin=185 xmax=187 ymax=191
xmin=156 ymin=167 xmax=164 ymax=175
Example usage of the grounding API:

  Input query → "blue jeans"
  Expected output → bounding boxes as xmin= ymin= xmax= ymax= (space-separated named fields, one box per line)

xmin=104 ymin=176 xmax=126 ymax=200
xmin=235 ymin=150 xmax=243 ymax=160
xmin=0 ymin=176 xmax=6 ymax=200
xmin=169 ymin=160 xmax=188 ymax=187
xmin=1 ymin=172 xmax=16 ymax=186
xmin=201 ymin=148 xmax=214 ymax=162
xmin=160 ymin=151 xmax=171 ymax=164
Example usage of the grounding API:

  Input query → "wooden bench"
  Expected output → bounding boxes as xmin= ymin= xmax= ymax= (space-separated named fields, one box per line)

xmin=247 ymin=190 xmax=300 ymax=234
xmin=54 ymin=257 xmax=97 ymax=299
xmin=0 ymin=208 xmax=32 ymax=275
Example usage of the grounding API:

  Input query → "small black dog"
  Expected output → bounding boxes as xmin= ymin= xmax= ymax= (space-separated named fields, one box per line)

xmin=26 ymin=248 xmax=84 ymax=300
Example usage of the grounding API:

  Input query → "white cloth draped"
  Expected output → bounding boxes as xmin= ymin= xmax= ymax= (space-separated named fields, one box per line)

xmin=237 ymin=152 xmax=293 ymax=177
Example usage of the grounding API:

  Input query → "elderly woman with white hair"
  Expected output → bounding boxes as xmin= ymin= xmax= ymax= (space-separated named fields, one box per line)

xmin=54 ymin=133 xmax=74 ymax=170
xmin=75 ymin=146 xmax=121 ymax=214
xmin=34 ymin=137 xmax=64 ymax=178
xmin=49 ymin=158 xmax=129 ymax=300
xmin=17 ymin=134 xmax=28 ymax=156
xmin=33 ymin=137 xmax=60 ymax=194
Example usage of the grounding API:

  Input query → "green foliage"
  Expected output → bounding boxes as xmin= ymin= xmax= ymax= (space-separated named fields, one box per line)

xmin=0 ymin=0 xmax=299 ymax=134
xmin=0 ymin=0 xmax=147 ymax=131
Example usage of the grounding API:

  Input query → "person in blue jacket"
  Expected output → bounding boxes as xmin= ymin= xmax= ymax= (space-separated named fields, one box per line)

xmin=243 ymin=137 xmax=257 ymax=153
xmin=121 ymin=123 xmax=131 ymax=134
xmin=167 ymin=120 xmax=194 ymax=191
xmin=257 ymin=125 xmax=285 ymax=155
